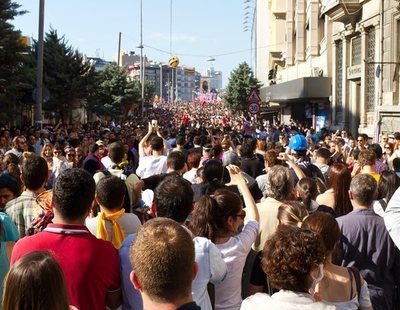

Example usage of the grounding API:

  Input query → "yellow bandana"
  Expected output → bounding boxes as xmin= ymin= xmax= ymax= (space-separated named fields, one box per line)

xmin=96 ymin=209 xmax=126 ymax=249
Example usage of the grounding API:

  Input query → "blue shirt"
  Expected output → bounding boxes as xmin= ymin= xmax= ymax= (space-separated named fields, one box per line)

xmin=337 ymin=208 xmax=399 ymax=310
xmin=119 ymin=233 xmax=142 ymax=310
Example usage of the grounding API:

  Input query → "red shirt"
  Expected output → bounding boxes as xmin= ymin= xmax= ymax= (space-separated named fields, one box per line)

xmin=11 ymin=224 xmax=120 ymax=310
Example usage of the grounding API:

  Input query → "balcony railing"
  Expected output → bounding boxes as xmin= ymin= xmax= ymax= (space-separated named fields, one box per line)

xmin=320 ymin=0 xmax=362 ymax=25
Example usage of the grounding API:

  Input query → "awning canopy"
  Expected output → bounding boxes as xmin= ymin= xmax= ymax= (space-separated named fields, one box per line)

xmin=260 ymin=77 xmax=332 ymax=103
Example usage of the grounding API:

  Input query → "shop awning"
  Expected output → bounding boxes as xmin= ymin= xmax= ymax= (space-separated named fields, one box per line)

xmin=260 ymin=77 xmax=332 ymax=103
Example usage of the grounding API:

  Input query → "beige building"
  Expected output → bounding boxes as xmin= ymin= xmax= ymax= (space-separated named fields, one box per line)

xmin=257 ymin=0 xmax=400 ymax=138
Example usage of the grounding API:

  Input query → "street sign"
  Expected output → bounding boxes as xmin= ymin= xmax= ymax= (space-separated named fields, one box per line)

xmin=247 ymin=88 xmax=261 ymax=104
xmin=248 ymin=102 xmax=260 ymax=114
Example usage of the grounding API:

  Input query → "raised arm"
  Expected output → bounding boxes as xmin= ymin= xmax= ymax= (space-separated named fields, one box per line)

xmin=155 ymin=125 xmax=168 ymax=155
xmin=138 ymin=122 xmax=153 ymax=157
xmin=278 ymin=152 xmax=306 ymax=181
xmin=226 ymin=165 xmax=259 ymax=222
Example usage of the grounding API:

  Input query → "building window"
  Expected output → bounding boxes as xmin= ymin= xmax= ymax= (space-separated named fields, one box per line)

xmin=351 ymin=36 xmax=362 ymax=66
xmin=366 ymin=27 xmax=376 ymax=112
xmin=336 ymin=40 xmax=343 ymax=122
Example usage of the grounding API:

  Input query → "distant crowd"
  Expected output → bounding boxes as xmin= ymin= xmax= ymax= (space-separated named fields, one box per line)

xmin=1 ymin=104 xmax=400 ymax=309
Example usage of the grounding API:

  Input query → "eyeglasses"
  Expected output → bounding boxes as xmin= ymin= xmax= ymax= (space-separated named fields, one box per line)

xmin=66 ymin=153 xmax=75 ymax=157
xmin=234 ymin=210 xmax=246 ymax=220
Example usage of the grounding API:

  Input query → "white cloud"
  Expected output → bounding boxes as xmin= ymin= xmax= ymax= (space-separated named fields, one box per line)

xmin=149 ymin=32 xmax=198 ymax=42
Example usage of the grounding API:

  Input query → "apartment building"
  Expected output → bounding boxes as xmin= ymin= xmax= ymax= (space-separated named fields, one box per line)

xmin=257 ymin=0 xmax=400 ymax=138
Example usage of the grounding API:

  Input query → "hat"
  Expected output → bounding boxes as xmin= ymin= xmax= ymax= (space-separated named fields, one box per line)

xmin=288 ymin=134 xmax=307 ymax=152
xmin=95 ymin=140 xmax=105 ymax=146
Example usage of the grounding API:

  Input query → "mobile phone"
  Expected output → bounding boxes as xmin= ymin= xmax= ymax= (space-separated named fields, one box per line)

xmin=151 ymin=120 xmax=157 ymax=126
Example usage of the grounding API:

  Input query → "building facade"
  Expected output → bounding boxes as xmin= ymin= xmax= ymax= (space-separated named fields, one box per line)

xmin=257 ymin=0 xmax=400 ymax=138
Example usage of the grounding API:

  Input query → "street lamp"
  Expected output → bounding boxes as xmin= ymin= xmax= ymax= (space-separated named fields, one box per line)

xmin=138 ymin=0 xmax=145 ymax=117
xmin=35 ymin=0 xmax=45 ymax=129
xmin=243 ymin=0 xmax=257 ymax=73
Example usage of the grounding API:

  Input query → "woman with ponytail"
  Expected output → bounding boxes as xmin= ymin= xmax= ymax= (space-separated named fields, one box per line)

xmin=190 ymin=165 xmax=259 ymax=310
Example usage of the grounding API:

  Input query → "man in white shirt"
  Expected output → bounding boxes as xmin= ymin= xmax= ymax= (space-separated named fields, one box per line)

xmin=136 ymin=136 xmax=167 ymax=178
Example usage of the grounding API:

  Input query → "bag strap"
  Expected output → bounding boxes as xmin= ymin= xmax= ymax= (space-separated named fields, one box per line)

xmin=349 ymin=266 xmax=362 ymax=302
xmin=102 ymin=170 xmax=112 ymax=177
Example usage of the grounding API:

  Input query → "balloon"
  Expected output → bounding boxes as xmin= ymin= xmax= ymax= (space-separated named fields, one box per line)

xmin=169 ymin=56 xmax=179 ymax=68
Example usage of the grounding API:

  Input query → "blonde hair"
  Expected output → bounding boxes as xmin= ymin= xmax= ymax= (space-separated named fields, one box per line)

xmin=277 ymin=201 xmax=309 ymax=228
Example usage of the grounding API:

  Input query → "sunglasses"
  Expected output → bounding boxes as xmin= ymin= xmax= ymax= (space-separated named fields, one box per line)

xmin=234 ymin=210 xmax=246 ymax=220
xmin=67 ymin=153 xmax=75 ymax=157
xmin=53 ymin=151 xmax=62 ymax=154
xmin=357 ymin=139 xmax=364 ymax=142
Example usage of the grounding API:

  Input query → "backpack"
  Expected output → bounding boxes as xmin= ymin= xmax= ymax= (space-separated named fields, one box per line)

xmin=298 ymin=161 xmax=325 ymax=182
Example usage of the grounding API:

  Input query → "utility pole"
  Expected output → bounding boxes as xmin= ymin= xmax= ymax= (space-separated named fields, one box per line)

xmin=160 ymin=64 xmax=163 ymax=103
xmin=140 ymin=0 xmax=145 ymax=117
xmin=35 ymin=0 xmax=45 ymax=129
xmin=117 ymin=32 xmax=121 ymax=66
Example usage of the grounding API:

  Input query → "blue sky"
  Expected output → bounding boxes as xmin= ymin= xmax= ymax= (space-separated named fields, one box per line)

xmin=12 ymin=0 xmax=254 ymax=87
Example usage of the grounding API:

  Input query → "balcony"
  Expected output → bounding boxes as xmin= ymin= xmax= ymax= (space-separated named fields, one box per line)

xmin=320 ymin=0 xmax=362 ymax=26
xmin=271 ymin=0 xmax=286 ymax=20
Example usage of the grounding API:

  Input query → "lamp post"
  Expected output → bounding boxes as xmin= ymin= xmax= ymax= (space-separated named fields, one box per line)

xmin=138 ymin=0 xmax=145 ymax=117
xmin=35 ymin=0 xmax=45 ymax=129
xmin=243 ymin=0 xmax=257 ymax=75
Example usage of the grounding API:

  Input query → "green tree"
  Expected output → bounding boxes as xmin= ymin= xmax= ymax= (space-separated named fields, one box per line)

xmin=224 ymin=62 xmax=262 ymax=114
xmin=88 ymin=63 xmax=140 ymax=118
xmin=0 ymin=0 xmax=34 ymax=124
xmin=142 ymin=80 xmax=155 ymax=108
xmin=36 ymin=28 xmax=97 ymax=122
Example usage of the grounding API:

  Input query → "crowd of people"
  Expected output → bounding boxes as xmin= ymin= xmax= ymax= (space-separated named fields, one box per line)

xmin=1 ymin=102 xmax=400 ymax=309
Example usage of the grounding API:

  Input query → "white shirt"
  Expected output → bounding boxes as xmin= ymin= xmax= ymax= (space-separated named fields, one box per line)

xmin=215 ymin=220 xmax=259 ymax=310
xmin=101 ymin=156 xmax=112 ymax=170
xmin=183 ymin=169 xmax=198 ymax=184
xmin=85 ymin=212 xmax=141 ymax=239
xmin=385 ymin=187 xmax=400 ymax=249
xmin=192 ymin=236 xmax=227 ymax=310
xmin=136 ymin=155 xmax=167 ymax=178
xmin=241 ymin=291 xmax=336 ymax=310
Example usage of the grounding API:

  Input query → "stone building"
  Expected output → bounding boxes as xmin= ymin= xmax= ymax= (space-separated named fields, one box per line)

xmin=256 ymin=0 xmax=400 ymax=138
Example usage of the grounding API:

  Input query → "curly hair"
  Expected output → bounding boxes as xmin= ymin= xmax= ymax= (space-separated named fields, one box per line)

xmin=262 ymin=226 xmax=324 ymax=293
xmin=264 ymin=149 xmax=282 ymax=167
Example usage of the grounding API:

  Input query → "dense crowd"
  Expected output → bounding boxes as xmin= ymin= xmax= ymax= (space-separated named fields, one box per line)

xmin=1 ymin=102 xmax=400 ymax=309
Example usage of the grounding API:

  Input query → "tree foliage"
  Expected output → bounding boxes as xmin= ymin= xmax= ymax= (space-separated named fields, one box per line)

xmin=88 ymin=63 xmax=140 ymax=117
xmin=0 ymin=0 xmax=34 ymax=123
xmin=36 ymin=28 xmax=97 ymax=121
xmin=224 ymin=62 xmax=262 ymax=114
